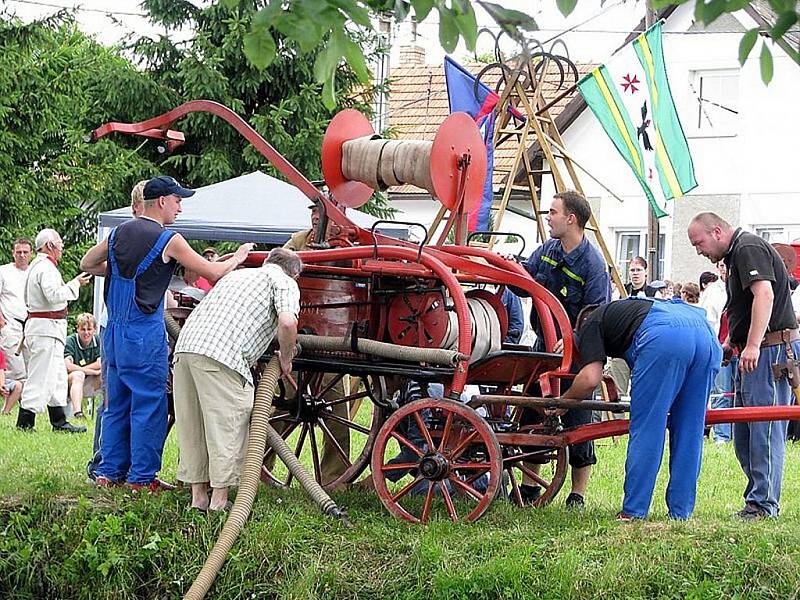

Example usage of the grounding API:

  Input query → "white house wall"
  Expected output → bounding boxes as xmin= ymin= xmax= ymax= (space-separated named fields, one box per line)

xmin=542 ymin=3 xmax=800 ymax=284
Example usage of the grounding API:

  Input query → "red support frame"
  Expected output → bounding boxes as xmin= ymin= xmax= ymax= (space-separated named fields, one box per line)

xmin=92 ymin=100 xmax=574 ymax=382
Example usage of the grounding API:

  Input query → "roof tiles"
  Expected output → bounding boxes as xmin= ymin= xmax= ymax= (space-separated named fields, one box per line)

xmin=386 ymin=59 xmax=595 ymax=193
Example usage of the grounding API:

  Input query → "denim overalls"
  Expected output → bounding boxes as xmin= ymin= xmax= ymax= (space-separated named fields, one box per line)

xmin=97 ymin=228 xmax=173 ymax=484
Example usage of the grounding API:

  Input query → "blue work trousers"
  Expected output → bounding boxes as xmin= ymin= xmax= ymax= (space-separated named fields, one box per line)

xmin=623 ymin=300 xmax=721 ymax=519
xmin=97 ymin=228 xmax=172 ymax=484
xmin=733 ymin=341 xmax=798 ymax=516
xmin=710 ymin=357 xmax=737 ymax=442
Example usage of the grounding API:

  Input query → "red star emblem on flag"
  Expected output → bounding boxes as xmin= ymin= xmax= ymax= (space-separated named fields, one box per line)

xmin=621 ymin=73 xmax=640 ymax=94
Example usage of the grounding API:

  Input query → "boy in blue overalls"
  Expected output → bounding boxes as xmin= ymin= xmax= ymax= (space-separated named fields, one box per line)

xmin=81 ymin=176 xmax=252 ymax=490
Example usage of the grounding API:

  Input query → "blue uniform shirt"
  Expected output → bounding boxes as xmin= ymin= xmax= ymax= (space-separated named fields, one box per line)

xmin=501 ymin=288 xmax=524 ymax=344
xmin=521 ymin=236 xmax=611 ymax=337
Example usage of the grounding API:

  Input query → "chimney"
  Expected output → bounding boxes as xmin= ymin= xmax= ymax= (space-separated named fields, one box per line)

xmin=399 ymin=44 xmax=425 ymax=66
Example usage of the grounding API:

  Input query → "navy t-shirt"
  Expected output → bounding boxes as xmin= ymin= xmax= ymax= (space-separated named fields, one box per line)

xmin=104 ymin=217 xmax=177 ymax=314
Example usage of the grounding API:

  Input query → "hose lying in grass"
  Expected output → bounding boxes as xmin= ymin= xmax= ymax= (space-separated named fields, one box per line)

xmin=184 ymin=355 xmax=350 ymax=600
xmin=297 ymin=333 xmax=467 ymax=366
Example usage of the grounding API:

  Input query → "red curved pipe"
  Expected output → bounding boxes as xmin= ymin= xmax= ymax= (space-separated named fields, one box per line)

xmin=93 ymin=100 xmax=323 ymax=201
xmin=425 ymin=250 xmax=562 ymax=357
xmin=429 ymin=245 xmax=573 ymax=368
xmin=91 ymin=100 xmax=416 ymax=250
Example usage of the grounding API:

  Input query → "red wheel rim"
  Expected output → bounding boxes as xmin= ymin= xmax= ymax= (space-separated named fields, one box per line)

xmin=430 ymin=112 xmax=488 ymax=212
xmin=321 ymin=109 xmax=375 ymax=208
xmin=371 ymin=398 xmax=501 ymax=524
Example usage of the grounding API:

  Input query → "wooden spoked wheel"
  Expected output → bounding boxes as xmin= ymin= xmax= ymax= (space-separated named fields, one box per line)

xmin=502 ymin=427 xmax=569 ymax=508
xmin=371 ymin=398 xmax=502 ymax=524
xmin=261 ymin=371 xmax=386 ymax=491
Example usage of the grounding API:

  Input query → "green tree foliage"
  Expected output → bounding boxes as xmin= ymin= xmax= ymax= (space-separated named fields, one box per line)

xmin=132 ymin=0 xmax=395 ymax=216
xmin=134 ymin=0 xmax=383 ymax=186
xmin=230 ymin=0 xmax=798 ymax=96
xmin=0 ymin=16 xmax=170 ymax=277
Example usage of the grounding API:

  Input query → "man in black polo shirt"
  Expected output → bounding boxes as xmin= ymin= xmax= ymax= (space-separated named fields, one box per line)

xmin=688 ymin=212 xmax=799 ymax=519
xmin=564 ymin=297 xmax=720 ymax=520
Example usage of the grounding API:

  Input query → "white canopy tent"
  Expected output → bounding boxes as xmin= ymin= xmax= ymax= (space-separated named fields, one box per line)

xmin=92 ymin=170 xmax=408 ymax=315
xmin=97 ymin=171 xmax=407 ymax=243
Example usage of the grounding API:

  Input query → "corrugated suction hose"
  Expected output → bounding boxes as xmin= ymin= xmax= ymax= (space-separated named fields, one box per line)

xmin=165 ymin=312 xmax=182 ymax=344
xmin=184 ymin=355 xmax=350 ymax=600
xmin=297 ymin=333 xmax=467 ymax=366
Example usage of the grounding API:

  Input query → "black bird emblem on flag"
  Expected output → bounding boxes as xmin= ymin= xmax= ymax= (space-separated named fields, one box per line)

xmin=637 ymin=101 xmax=653 ymax=151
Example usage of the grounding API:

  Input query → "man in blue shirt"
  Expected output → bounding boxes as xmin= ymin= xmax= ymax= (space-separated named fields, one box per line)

xmin=512 ymin=190 xmax=611 ymax=507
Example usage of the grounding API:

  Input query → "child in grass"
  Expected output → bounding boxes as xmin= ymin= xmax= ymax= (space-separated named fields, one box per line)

xmin=0 ymin=347 xmax=23 ymax=415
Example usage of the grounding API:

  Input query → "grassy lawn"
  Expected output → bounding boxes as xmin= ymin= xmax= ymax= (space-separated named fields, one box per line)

xmin=1 ymin=412 xmax=800 ymax=599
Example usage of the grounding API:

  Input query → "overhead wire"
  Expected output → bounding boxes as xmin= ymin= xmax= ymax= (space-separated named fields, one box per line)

xmin=6 ymin=0 xmax=147 ymax=17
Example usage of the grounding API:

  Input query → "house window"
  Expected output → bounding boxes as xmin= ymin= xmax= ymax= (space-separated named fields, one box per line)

xmin=615 ymin=230 xmax=666 ymax=281
xmin=616 ymin=231 xmax=641 ymax=278
xmin=654 ymin=233 xmax=666 ymax=281
xmin=755 ymin=227 xmax=785 ymax=243
xmin=690 ymin=69 xmax=739 ymax=135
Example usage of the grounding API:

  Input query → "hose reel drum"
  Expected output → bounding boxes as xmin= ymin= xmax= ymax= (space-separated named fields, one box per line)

xmin=386 ymin=290 xmax=505 ymax=363
xmin=321 ymin=109 xmax=487 ymax=211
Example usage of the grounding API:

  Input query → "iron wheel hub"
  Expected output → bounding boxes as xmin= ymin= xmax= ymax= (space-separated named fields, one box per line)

xmin=418 ymin=452 xmax=450 ymax=480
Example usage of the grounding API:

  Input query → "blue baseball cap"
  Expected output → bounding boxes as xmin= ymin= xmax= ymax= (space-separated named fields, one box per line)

xmin=143 ymin=176 xmax=195 ymax=200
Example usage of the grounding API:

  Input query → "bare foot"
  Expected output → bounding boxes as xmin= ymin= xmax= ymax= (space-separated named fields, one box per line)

xmin=190 ymin=483 xmax=210 ymax=511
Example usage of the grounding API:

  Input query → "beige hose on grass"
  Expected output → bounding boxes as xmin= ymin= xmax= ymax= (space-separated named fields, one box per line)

xmin=184 ymin=355 xmax=349 ymax=600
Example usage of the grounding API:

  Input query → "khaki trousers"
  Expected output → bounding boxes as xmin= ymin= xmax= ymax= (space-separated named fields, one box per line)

xmin=173 ymin=353 xmax=254 ymax=488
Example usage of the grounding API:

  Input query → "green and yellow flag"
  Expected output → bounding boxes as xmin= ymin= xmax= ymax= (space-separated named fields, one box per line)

xmin=578 ymin=22 xmax=697 ymax=218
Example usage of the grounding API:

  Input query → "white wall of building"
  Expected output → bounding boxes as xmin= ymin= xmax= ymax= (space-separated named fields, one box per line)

xmin=543 ymin=4 xmax=800 ymax=283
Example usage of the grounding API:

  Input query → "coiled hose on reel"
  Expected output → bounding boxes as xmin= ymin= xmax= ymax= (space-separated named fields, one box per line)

xmin=167 ymin=333 xmax=349 ymax=599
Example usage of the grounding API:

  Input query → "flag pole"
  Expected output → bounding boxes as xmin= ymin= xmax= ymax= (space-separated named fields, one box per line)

xmin=645 ymin=2 xmax=662 ymax=283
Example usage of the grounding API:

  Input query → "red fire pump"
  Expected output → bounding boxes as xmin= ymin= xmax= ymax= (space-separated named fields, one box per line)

xmin=92 ymin=100 xmax=800 ymax=525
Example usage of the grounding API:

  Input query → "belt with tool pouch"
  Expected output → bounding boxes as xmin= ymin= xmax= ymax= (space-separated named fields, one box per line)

xmin=761 ymin=328 xmax=799 ymax=348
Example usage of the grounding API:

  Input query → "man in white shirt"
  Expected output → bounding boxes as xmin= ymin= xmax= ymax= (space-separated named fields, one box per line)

xmin=0 ymin=238 xmax=33 ymax=380
xmin=17 ymin=229 xmax=91 ymax=432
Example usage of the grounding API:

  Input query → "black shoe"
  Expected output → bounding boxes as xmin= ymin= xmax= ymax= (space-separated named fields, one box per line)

xmin=48 ymin=406 xmax=87 ymax=433
xmin=734 ymin=504 xmax=770 ymax=521
xmin=53 ymin=421 xmax=87 ymax=433
xmin=16 ymin=407 xmax=36 ymax=430
xmin=519 ymin=484 xmax=542 ymax=506
xmin=565 ymin=492 xmax=585 ymax=509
